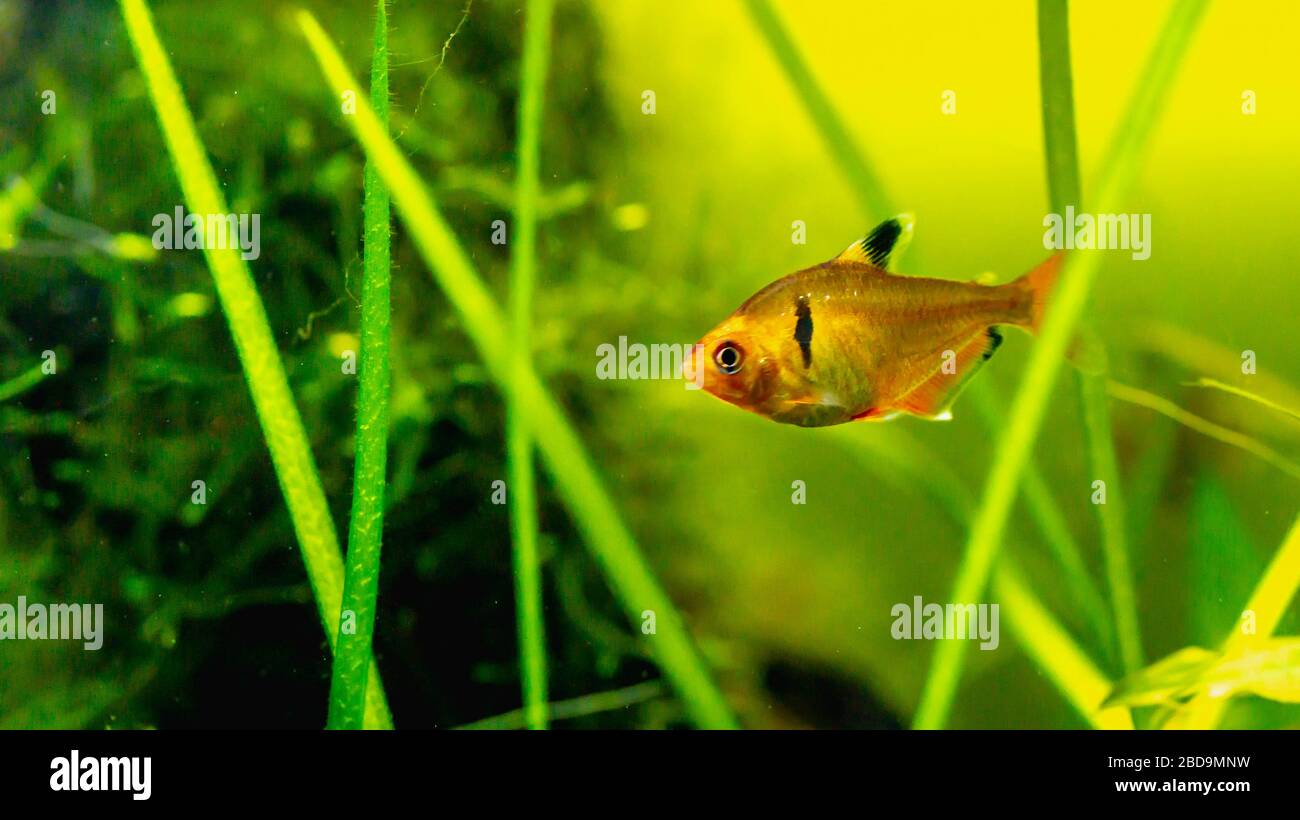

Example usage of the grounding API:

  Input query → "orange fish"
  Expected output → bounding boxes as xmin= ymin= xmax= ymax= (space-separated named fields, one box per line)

xmin=695 ymin=215 xmax=1061 ymax=427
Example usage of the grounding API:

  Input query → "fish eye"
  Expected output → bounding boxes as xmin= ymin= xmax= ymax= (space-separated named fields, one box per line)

xmin=714 ymin=342 xmax=744 ymax=375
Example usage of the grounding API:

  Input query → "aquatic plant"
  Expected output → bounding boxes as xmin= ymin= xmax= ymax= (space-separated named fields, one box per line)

xmin=296 ymin=8 xmax=738 ymax=729
xmin=507 ymin=0 xmax=557 ymax=731
xmin=912 ymin=0 xmax=1209 ymax=730
xmin=1035 ymin=0 xmax=1143 ymax=677
xmin=119 ymin=0 xmax=393 ymax=728
xmin=742 ymin=0 xmax=1150 ymax=727
xmin=327 ymin=0 xmax=394 ymax=731
xmin=54 ymin=0 xmax=1291 ymax=731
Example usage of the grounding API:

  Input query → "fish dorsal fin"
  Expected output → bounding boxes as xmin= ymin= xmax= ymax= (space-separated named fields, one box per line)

xmin=834 ymin=213 xmax=915 ymax=271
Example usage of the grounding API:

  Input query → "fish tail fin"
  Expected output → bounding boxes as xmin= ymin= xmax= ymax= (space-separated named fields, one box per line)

xmin=1008 ymin=252 xmax=1106 ymax=371
xmin=1014 ymin=251 xmax=1063 ymax=334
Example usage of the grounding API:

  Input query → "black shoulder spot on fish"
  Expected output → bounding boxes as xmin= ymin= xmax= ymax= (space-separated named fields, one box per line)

xmin=862 ymin=219 xmax=903 ymax=267
xmin=795 ymin=295 xmax=813 ymax=369
xmin=984 ymin=327 xmax=1004 ymax=361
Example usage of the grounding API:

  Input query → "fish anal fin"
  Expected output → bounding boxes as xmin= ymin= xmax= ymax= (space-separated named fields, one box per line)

xmin=895 ymin=328 xmax=1003 ymax=419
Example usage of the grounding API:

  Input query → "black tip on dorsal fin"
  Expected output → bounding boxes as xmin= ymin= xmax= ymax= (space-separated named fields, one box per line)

xmin=834 ymin=213 xmax=915 ymax=272
xmin=863 ymin=219 xmax=902 ymax=266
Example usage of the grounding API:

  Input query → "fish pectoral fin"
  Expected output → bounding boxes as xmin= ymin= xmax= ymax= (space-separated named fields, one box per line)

xmin=776 ymin=392 xmax=852 ymax=426
xmin=895 ymin=328 xmax=1004 ymax=419
xmin=787 ymin=389 xmax=843 ymax=408
xmin=833 ymin=213 xmax=915 ymax=272
xmin=850 ymin=407 xmax=900 ymax=422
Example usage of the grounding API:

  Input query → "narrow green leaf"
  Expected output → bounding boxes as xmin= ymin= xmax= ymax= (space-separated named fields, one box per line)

xmin=119 ymin=0 xmax=392 ymax=728
xmin=1079 ymin=370 xmax=1145 ymax=674
xmin=747 ymin=0 xmax=1125 ymax=727
xmin=327 ymin=0 xmax=394 ymax=731
xmin=1109 ymin=381 xmax=1300 ymax=481
xmin=1207 ymin=639 xmax=1300 ymax=703
xmin=993 ymin=562 xmax=1134 ymax=729
xmin=0 ymin=362 xmax=48 ymax=404
xmin=1175 ymin=512 xmax=1300 ymax=727
xmin=833 ymin=425 xmax=1131 ymax=728
xmin=1186 ymin=377 xmax=1300 ymax=424
xmin=1108 ymin=640 xmax=1300 ymax=709
xmin=742 ymin=0 xmax=894 ymax=221
xmin=913 ymin=0 xmax=1208 ymax=729
xmin=508 ymin=0 xmax=555 ymax=731
xmin=968 ymin=383 xmax=1114 ymax=659
xmin=1037 ymin=0 xmax=1144 ymax=677
xmin=1104 ymin=647 xmax=1216 ymax=708
xmin=296 ymin=9 xmax=737 ymax=729
xmin=1189 ymin=474 xmax=1262 ymax=646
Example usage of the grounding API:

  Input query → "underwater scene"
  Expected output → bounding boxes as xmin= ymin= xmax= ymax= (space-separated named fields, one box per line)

xmin=2 ymin=0 xmax=1299 ymax=731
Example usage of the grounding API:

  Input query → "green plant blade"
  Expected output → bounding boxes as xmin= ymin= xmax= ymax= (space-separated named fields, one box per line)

xmin=746 ymin=0 xmax=1125 ymax=727
xmin=1174 ymin=513 xmax=1300 ymax=727
xmin=1103 ymin=647 xmax=1217 ymax=708
xmin=1078 ymin=371 xmax=1145 ymax=674
xmin=326 ymin=0 xmax=393 ymax=731
xmin=1108 ymin=639 xmax=1300 ymax=710
xmin=296 ymin=8 xmax=737 ymax=729
xmin=0 ymin=362 xmax=48 ymax=404
xmin=742 ymin=0 xmax=894 ymax=221
xmin=914 ymin=0 xmax=1208 ymax=729
xmin=507 ymin=0 xmax=556 ymax=731
xmin=1036 ymin=0 xmax=1083 ymax=212
xmin=968 ymin=383 xmax=1114 ymax=659
xmin=1108 ymin=381 xmax=1300 ymax=481
xmin=119 ymin=0 xmax=392 ymax=729
xmin=1186 ymin=377 xmax=1300 ymax=424
xmin=1203 ymin=639 xmax=1300 ymax=704
xmin=457 ymin=680 xmax=666 ymax=730
xmin=994 ymin=563 xmax=1133 ymax=729
xmin=1037 ymin=0 xmax=1144 ymax=677
xmin=835 ymin=426 xmax=1130 ymax=728
xmin=1189 ymin=474 xmax=1262 ymax=646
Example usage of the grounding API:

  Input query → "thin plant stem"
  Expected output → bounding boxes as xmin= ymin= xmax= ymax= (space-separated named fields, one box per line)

xmin=119 ymin=0 xmax=392 ymax=728
xmin=993 ymin=562 xmax=1133 ymax=729
xmin=969 ymin=384 xmax=1114 ymax=658
xmin=327 ymin=0 xmax=393 ymax=730
xmin=1036 ymin=0 xmax=1082 ymax=210
xmin=913 ymin=0 xmax=1208 ymax=729
xmin=1036 ymin=0 xmax=1143 ymax=675
xmin=1185 ymin=377 xmax=1300 ymax=424
xmin=745 ymin=0 xmax=1134 ymax=726
xmin=458 ymin=680 xmax=666 ymax=730
xmin=1174 ymin=514 xmax=1300 ymax=728
xmin=507 ymin=0 xmax=555 ymax=731
xmin=1079 ymin=371 xmax=1144 ymax=673
xmin=742 ymin=0 xmax=894 ymax=221
xmin=0 ymin=362 xmax=49 ymax=404
xmin=835 ymin=426 xmax=1130 ymax=728
xmin=1108 ymin=381 xmax=1300 ymax=481
xmin=297 ymin=9 xmax=738 ymax=729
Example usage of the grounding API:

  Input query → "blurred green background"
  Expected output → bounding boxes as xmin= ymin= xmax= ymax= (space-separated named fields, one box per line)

xmin=1 ymin=0 xmax=1298 ymax=728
